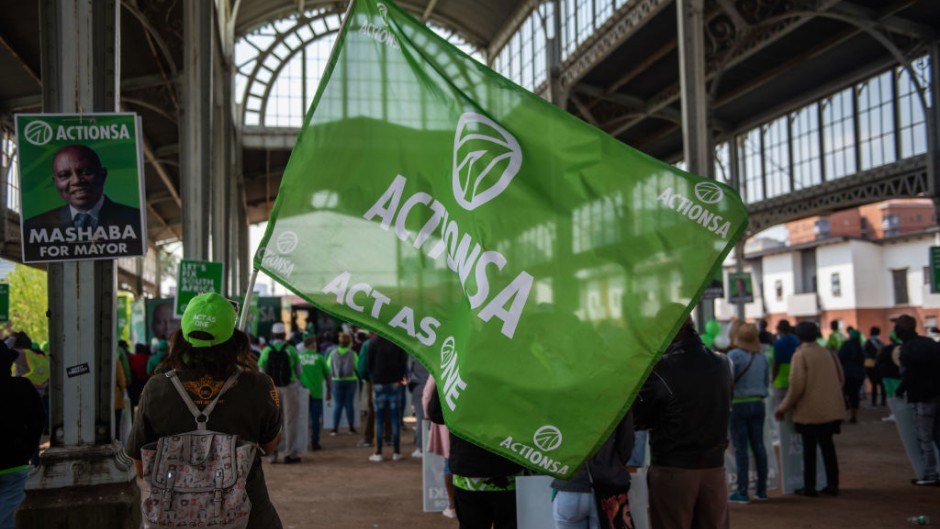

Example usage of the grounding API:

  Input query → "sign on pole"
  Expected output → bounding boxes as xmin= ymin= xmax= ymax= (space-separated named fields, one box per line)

xmin=727 ymin=271 xmax=754 ymax=304
xmin=15 ymin=113 xmax=147 ymax=263
xmin=930 ymin=246 xmax=940 ymax=294
xmin=0 ymin=284 xmax=9 ymax=323
xmin=701 ymin=269 xmax=725 ymax=300
xmin=175 ymin=259 xmax=225 ymax=316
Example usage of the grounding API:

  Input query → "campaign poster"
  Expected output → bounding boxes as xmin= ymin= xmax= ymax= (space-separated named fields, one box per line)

xmin=0 ymin=284 xmax=8 ymax=323
xmin=16 ymin=113 xmax=147 ymax=263
xmin=727 ymin=271 xmax=754 ymax=304
xmin=174 ymin=259 xmax=225 ymax=316
xmin=147 ymin=297 xmax=181 ymax=344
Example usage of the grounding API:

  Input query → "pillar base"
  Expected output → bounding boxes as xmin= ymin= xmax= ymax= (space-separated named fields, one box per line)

xmin=17 ymin=442 xmax=140 ymax=528
xmin=16 ymin=480 xmax=140 ymax=529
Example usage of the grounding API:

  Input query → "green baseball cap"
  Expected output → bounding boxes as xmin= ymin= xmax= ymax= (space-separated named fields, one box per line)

xmin=181 ymin=292 xmax=236 ymax=347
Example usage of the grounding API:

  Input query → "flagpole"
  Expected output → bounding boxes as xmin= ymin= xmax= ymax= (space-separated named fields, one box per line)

xmin=238 ymin=268 xmax=260 ymax=330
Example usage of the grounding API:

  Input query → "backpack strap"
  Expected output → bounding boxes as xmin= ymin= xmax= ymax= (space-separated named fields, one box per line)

xmin=165 ymin=369 xmax=241 ymax=431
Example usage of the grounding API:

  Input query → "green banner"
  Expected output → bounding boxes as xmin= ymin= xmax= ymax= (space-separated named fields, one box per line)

xmin=130 ymin=299 xmax=146 ymax=346
xmin=0 ymin=284 xmax=9 ymax=323
xmin=116 ymin=293 xmax=131 ymax=343
xmin=931 ymin=247 xmax=940 ymax=294
xmin=15 ymin=113 xmax=147 ymax=263
xmin=256 ymin=296 xmax=282 ymax=339
xmin=175 ymin=259 xmax=225 ymax=316
xmin=727 ymin=272 xmax=755 ymax=304
xmin=253 ymin=0 xmax=748 ymax=478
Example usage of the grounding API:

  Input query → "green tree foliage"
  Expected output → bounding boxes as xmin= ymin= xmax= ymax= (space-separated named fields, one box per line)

xmin=7 ymin=263 xmax=48 ymax=344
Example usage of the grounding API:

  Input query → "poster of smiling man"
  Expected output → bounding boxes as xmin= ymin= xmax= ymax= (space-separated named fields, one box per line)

xmin=16 ymin=113 xmax=147 ymax=263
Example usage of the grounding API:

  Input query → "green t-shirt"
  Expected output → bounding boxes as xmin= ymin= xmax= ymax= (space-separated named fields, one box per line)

xmin=257 ymin=342 xmax=301 ymax=383
xmin=299 ymin=349 xmax=330 ymax=399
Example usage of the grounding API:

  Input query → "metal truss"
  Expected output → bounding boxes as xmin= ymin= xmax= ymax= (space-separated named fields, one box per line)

xmin=746 ymin=154 xmax=930 ymax=233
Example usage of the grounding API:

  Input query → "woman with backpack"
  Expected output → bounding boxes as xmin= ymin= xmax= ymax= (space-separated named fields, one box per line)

xmin=127 ymin=292 xmax=284 ymax=528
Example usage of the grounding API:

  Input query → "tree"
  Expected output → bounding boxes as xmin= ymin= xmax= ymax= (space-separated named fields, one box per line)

xmin=6 ymin=263 xmax=48 ymax=344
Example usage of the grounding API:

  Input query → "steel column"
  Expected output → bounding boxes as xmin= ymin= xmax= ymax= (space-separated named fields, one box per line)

xmin=181 ymin=0 xmax=213 ymax=260
xmin=677 ymin=0 xmax=714 ymax=328
xmin=24 ymin=0 xmax=136 ymax=507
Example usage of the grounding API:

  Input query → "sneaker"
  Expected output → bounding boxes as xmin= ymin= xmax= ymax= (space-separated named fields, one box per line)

xmin=754 ymin=492 xmax=768 ymax=501
xmin=368 ymin=453 xmax=384 ymax=462
xmin=911 ymin=478 xmax=939 ymax=486
xmin=442 ymin=508 xmax=456 ymax=519
xmin=356 ymin=440 xmax=373 ymax=448
xmin=794 ymin=488 xmax=817 ymax=497
xmin=392 ymin=453 xmax=405 ymax=461
xmin=728 ymin=492 xmax=750 ymax=504
xmin=284 ymin=455 xmax=302 ymax=464
xmin=411 ymin=449 xmax=423 ymax=459
xmin=818 ymin=486 xmax=838 ymax=496
xmin=330 ymin=429 xmax=338 ymax=436
xmin=312 ymin=444 xmax=322 ymax=451
xmin=349 ymin=428 xmax=357 ymax=435
xmin=881 ymin=414 xmax=895 ymax=422
xmin=266 ymin=455 xmax=278 ymax=464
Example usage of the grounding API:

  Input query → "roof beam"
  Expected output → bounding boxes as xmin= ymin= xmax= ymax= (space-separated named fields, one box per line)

xmin=0 ymin=31 xmax=40 ymax=86
xmin=141 ymin=138 xmax=182 ymax=207
xmin=826 ymin=0 xmax=933 ymax=40
xmin=421 ymin=0 xmax=440 ymax=22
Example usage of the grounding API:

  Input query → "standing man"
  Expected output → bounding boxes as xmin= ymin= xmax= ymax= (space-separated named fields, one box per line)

xmin=0 ymin=341 xmax=43 ymax=529
xmin=299 ymin=335 xmax=331 ymax=451
xmin=634 ymin=313 xmax=732 ymax=529
xmin=894 ymin=315 xmax=940 ymax=486
xmin=863 ymin=327 xmax=886 ymax=407
xmin=367 ymin=335 xmax=408 ymax=462
xmin=772 ymin=320 xmax=799 ymax=408
xmin=259 ymin=322 xmax=304 ymax=464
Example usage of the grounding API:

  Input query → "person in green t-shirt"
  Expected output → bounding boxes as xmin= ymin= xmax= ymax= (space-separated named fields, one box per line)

xmin=299 ymin=335 xmax=331 ymax=450
xmin=824 ymin=321 xmax=846 ymax=353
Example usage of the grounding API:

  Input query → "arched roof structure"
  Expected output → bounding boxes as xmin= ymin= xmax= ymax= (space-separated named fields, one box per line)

xmin=0 ymin=0 xmax=939 ymax=286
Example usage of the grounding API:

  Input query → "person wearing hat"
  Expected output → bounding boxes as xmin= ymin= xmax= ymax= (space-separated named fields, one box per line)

xmin=126 ymin=292 xmax=284 ymax=528
xmin=258 ymin=322 xmax=304 ymax=464
xmin=727 ymin=323 xmax=770 ymax=503
xmin=0 ymin=341 xmax=43 ymax=529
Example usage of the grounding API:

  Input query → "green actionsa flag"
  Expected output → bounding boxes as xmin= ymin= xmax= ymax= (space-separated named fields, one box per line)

xmin=254 ymin=0 xmax=748 ymax=478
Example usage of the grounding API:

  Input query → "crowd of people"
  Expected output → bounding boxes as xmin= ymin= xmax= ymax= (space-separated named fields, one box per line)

xmin=2 ymin=301 xmax=939 ymax=529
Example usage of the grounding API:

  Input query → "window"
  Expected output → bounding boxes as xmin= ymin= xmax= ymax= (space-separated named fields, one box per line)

xmin=815 ymin=219 xmax=830 ymax=238
xmin=924 ymin=266 xmax=933 ymax=287
xmin=775 ymin=280 xmax=783 ymax=301
xmin=892 ymin=269 xmax=909 ymax=305
xmin=831 ymin=273 xmax=841 ymax=297
xmin=883 ymin=214 xmax=900 ymax=236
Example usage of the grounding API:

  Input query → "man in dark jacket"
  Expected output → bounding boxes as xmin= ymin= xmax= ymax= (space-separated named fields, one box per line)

xmin=367 ymin=336 xmax=408 ymax=462
xmin=0 ymin=342 xmax=43 ymax=528
xmin=634 ymin=315 xmax=732 ymax=529
xmin=894 ymin=315 xmax=940 ymax=486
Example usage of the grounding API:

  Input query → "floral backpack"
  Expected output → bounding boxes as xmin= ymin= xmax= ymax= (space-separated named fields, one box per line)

xmin=140 ymin=370 xmax=257 ymax=529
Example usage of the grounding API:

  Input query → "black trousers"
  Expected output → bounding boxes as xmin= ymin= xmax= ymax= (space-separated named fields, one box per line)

xmin=454 ymin=488 xmax=517 ymax=529
xmin=798 ymin=422 xmax=840 ymax=490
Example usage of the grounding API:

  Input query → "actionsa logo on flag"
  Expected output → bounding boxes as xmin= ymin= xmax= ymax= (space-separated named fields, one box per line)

xmin=253 ymin=0 xmax=748 ymax=478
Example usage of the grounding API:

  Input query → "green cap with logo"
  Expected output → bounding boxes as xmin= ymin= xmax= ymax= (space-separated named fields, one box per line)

xmin=181 ymin=292 xmax=236 ymax=347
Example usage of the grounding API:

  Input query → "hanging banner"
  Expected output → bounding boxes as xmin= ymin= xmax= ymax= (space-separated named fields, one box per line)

xmin=15 ymin=113 xmax=147 ymax=263
xmin=174 ymin=259 xmax=225 ymax=316
xmin=701 ymin=269 xmax=725 ymax=300
xmin=0 ymin=283 xmax=9 ymax=323
xmin=253 ymin=0 xmax=748 ymax=477
xmin=727 ymin=271 xmax=754 ymax=304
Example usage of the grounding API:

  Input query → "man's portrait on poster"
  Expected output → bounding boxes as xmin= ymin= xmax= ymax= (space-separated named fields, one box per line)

xmin=22 ymin=144 xmax=142 ymax=260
